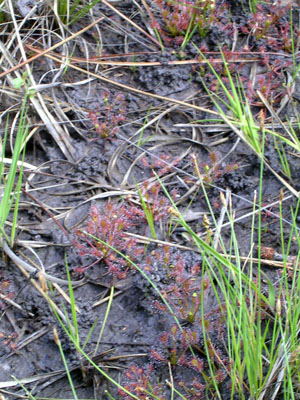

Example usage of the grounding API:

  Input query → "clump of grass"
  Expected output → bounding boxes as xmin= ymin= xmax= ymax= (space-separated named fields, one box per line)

xmin=196 ymin=47 xmax=263 ymax=155
xmin=56 ymin=0 xmax=102 ymax=25
xmin=0 ymin=92 xmax=29 ymax=246
xmin=153 ymin=161 xmax=300 ymax=399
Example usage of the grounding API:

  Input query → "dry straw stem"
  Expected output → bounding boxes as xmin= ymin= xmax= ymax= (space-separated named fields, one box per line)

xmin=0 ymin=16 xmax=105 ymax=79
xmin=24 ymin=44 xmax=258 ymax=67
xmin=6 ymin=247 xmax=73 ymax=329
xmin=28 ymin=48 xmax=300 ymax=200
xmin=2 ymin=240 xmax=85 ymax=287
xmin=124 ymin=232 xmax=296 ymax=271
xmin=101 ymin=0 xmax=161 ymax=47
xmin=27 ymin=48 xmax=221 ymax=118
xmin=2 ymin=0 xmax=96 ymax=161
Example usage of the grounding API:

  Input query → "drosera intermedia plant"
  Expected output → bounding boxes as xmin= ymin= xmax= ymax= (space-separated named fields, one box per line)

xmin=151 ymin=0 xmax=221 ymax=46
xmin=88 ymin=91 xmax=126 ymax=145
xmin=242 ymin=1 xmax=293 ymax=46
xmin=186 ymin=151 xmax=239 ymax=187
xmin=245 ymin=46 xmax=292 ymax=107
xmin=74 ymin=201 xmax=143 ymax=279
xmin=154 ymin=260 xmax=210 ymax=324
xmin=150 ymin=324 xmax=203 ymax=371
xmin=118 ymin=363 xmax=166 ymax=400
xmin=0 ymin=331 xmax=18 ymax=351
xmin=0 ymin=273 xmax=14 ymax=309
xmin=142 ymin=245 xmax=176 ymax=276
xmin=141 ymin=152 xmax=181 ymax=177
xmin=136 ymin=180 xmax=178 ymax=239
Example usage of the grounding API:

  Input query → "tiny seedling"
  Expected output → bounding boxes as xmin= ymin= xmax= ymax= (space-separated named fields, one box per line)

xmin=88 ymin=91 xmax=126 ymax=145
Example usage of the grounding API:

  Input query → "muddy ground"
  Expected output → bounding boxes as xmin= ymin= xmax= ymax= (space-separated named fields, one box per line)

xmin=0 ymin=0 xmax=300 ymax=399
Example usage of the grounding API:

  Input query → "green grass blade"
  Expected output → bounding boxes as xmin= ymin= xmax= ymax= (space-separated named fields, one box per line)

xmin=94 ymin=285 xmax=114 ymax=356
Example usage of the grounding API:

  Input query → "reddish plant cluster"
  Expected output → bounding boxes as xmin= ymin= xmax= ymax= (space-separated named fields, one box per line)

xmin=179 ymin=368 xmax=226 ymax=399
xmin=142 ymin=247 xmax=229 ymax=387
xmin=209 ymin=47 xmax=246 ymax=77
xmin=152 ymin=0 xmax=228 ymax=45
xmin=190 ymin=0 xmax=296 ymax=112
xmin=0 ymin=331 xmax=18 ymax=351
xmin=195 ymin=47 xmax=292 ymax=110
xmin=178 ymin=378 xmax=207 ymax=399
xmin=118 ymin=363 xmax=166 ymax=400
xmin=141 ymin=153 xmax=181 ymax=177
xmin=150 ymin=324 xmax=203 ymax=372
xmin=73 ymin=202 xmax=143 ymax=279
xmin=246 ymin=48 xmax=291 ymax=106
xmin=154 ymin=260 xmax=210 ymax=323
xmin=88 ymin=91 xmax=126 ymax=143
xmin=142 ymin=245 xmax=174 ymax=275
xmin=140 ymin=181 xmax=178 ymax=223
xmin=241 ymin=1 xmax=293 ymax=50
xmin=247 ymin=71 xmax=282 ymax=106
xmin=0 ymin=274 xmax=13 ymax=309
xmin=186 ymin=152 xmax=238 ymax=186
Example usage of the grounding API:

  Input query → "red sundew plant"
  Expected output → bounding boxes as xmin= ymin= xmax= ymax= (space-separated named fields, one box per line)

xmin=247 ymin=72 xmax=281 ymax=105
xmin=141 ymin=153 xmax=181 ymax=177
xmin=140 ymin=181 xmax=178 ymax=223
xmin=260 ymin=48 xmax=293 ymax=79
xmin=142 ymin=246 xmax=188 ymax=280
xmin=240 ymin=1 xmax=298 ymax=53
xmin=151 ymin=0 xmax=224 ymax=45
xmin=150 ymin=324 xmax=203 ymax=371
xmin=0 ymin=331 xmax=18 ymax=351
xmin=208 ymin=47 xmax=246 ymax=77
xmin=179 ymin=369 xmax=226 ymax=399
xmin=242 ymin=2 xmax=291 ymax=42
xmin=154 ymin=262 xmax=210 ymax=324
xmin=73 ymin=202 xmax=143 ymax=279
xmin=88 ymin=91 xmax=126 ymax=143
xmin=118 ymin=364 xmax=166 ymax=400
xmin=186 ymin=152 xmax=238 ymax=186
xmin=142 ymin=245 xmax=173 ymax=275
xmin=178 ymin=379 xmax=207 ymax=399
xmin=0 ymin=275 xmax=14 ymax=309
xmin=246 ymin=69 xmax=288 ymax=106
xmin=245 ymin=48 xmax=291 ymax=106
